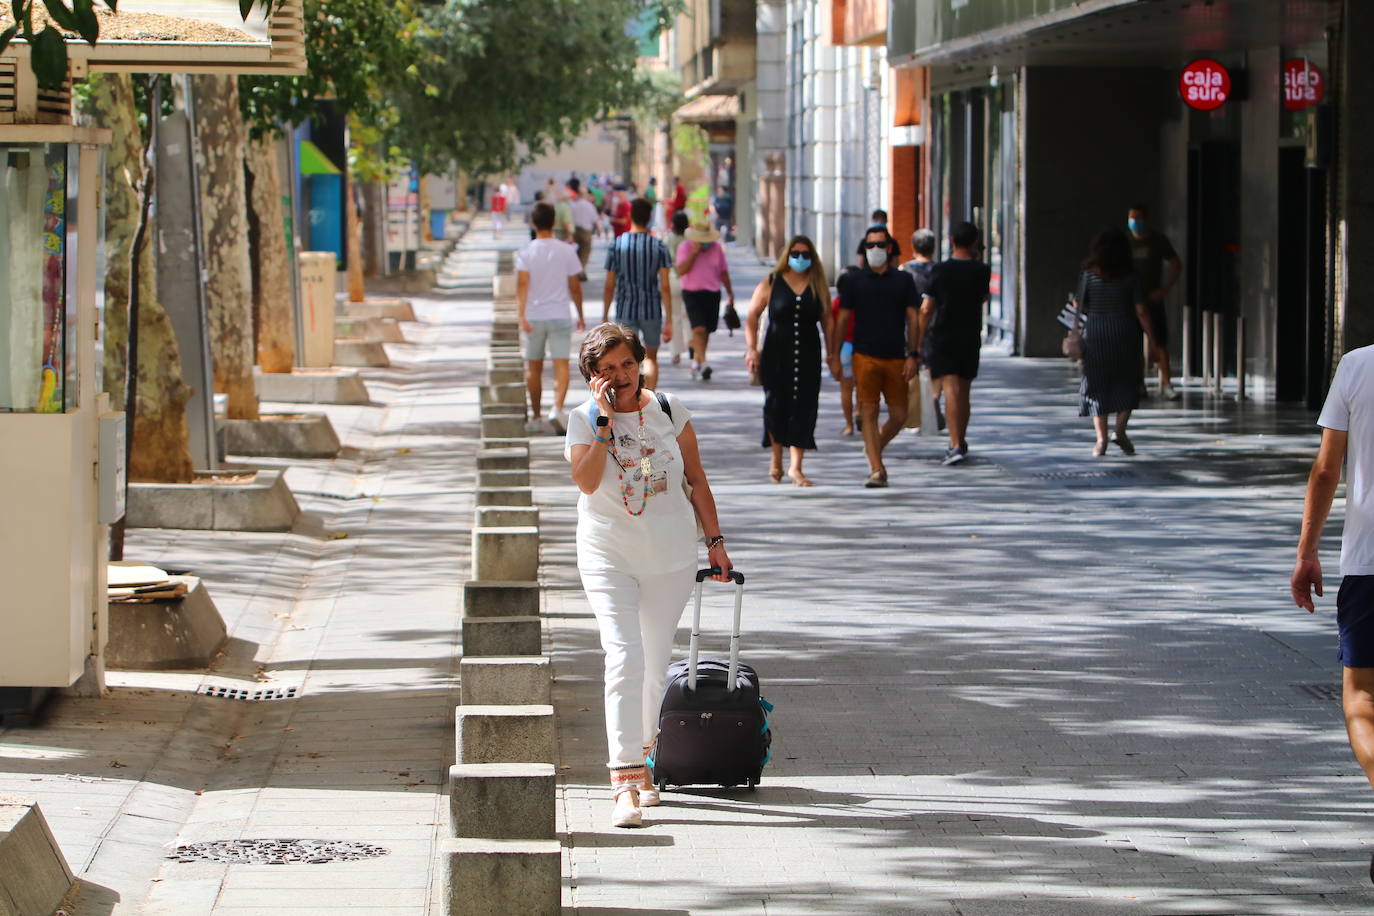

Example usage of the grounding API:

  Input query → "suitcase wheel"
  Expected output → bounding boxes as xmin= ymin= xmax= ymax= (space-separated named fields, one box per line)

xmin=656 ymin=778 xmax=667 ymax=792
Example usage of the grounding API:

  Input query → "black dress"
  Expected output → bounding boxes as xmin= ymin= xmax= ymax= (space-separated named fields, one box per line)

xmin=1078 ymin=270 xmax=1145 ymax=417
xmin=760 ymin=275 xmax=821 ymax=449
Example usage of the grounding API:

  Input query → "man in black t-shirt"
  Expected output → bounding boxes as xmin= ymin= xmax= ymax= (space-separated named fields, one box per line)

xmin=833 ymin=226 xmax=921 ymax=488
xmin=917 ymin=221 xmax=991 ymax=466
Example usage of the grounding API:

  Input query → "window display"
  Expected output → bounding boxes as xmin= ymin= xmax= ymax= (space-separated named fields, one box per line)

xmin=0 ymin=144 xmax=69 ymax=413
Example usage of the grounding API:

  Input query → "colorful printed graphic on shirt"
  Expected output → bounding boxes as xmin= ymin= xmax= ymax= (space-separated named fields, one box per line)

xmin=613 ymin=431 xmax=675 ymax=495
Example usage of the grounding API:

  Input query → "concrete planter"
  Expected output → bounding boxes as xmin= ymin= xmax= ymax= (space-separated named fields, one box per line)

xmin=106 ymin=577 xmax=227 ymax=670
xmin=0 ymin=800 xmax=73 ymax=916
xmin=255 ymin=368 xmax=370 ymax=405
xmin=222 ymin=412 xmax=341 ymax=459
xmin=337 ymin=298 xmax=417 ymax=322
xmin=475 ymin=488 xmax=533 ymax=507
xmin=463 ymin=580 xmax=540 ymax=617
xmin=334 ymin=339 xmax=391 ymax=368
xmin=126 ymin=469 xmax=300 ymax=531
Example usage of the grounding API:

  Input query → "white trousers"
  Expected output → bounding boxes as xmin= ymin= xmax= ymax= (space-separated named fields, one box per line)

xmin=579 ymin=564 xmax=697 ymax=767
xmin=668 ymin=276 xmax=690 ymax=359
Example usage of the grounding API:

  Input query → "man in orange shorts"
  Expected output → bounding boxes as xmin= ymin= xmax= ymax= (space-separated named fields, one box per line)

xmin=832 ymin=226 xmax=922 ymax=487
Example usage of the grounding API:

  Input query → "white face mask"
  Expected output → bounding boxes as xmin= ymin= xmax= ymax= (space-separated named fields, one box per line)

xmin=865 ymin=246 xmax=888 ymax=269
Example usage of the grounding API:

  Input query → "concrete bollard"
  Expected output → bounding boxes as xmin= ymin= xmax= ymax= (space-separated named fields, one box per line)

xmin=440 ymin=837 xmax=560 ymax=916
xmin=480 ymin=384 xmax=527 ymax=407
xmin=456 ymin=705 xmax=555 ymax=764
xmin=480 ymin=437 xmax=530 ymax=452
xmin=463 ymin=580 xmax=540 ymax=617
xmin=460 ymin=656 xmax=552 ymax=706
xmin=476 ymin=448 xmax=530 ymax=471
xmin=477 ymin=469 xmax=531 ymax=489
xmin=472 ymin=526 xmax=538 ymax=580
xmin=487 ymin=366 xmax=523 ymax=385
xmin=0 ymin=799 xmax=75 ymax=915
xmin=492 ymin=274 xmax=518 ymax=299
xmin=449 ymin=764 xmax=555 ymax=840
xmin=480 ymin=416 xmax=526 ymax=439
xmin=462 ymin=616 xmax=542 ymax=656
xmin=475 ymin=487 xmax=533 ymax=507
xmin=475 ymin=506 xmax=538 ymax=529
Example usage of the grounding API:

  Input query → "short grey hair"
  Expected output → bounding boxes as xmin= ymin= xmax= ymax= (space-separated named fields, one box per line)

xmin=911 ymin=228 xmax=937 ymax=258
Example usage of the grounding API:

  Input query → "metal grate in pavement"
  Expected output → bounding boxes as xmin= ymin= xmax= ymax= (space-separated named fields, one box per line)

xmin=169 ymin=839 xmax=388 ymax=865
xmin=1029 ymin=468 xmax=1139 ymax=482
xmin=1295 ymin=683 xmax=1341 ymax=701
xmin=200 ymin=684 xmax=299 ymax=702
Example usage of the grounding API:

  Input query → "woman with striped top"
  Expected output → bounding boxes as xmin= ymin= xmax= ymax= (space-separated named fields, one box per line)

xmin=1076 ymin=228 xmax=1158 ymax=456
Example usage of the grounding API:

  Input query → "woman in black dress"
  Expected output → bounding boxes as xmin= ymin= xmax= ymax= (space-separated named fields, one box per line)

xmin=743 ymin=235 xmax=835 ymax=486
xmin=1076 ymin=227 xmax=1158 ymax=456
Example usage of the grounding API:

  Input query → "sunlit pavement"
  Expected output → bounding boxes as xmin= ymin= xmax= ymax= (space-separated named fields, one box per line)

xmin=544 ymin=233 xmax=1374 ymax=913
xmin=0 ymin=217 xmax=1367 ymax=914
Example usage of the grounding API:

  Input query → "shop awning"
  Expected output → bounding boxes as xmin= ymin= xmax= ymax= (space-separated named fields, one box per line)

xmin=298 ymin=140 xmax=342 ymax=176
xmin=673 ymin=94 xmax=740 ymax=124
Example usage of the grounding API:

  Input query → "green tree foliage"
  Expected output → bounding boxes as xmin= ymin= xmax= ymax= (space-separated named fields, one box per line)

xmin=394 ymin=0 xmax=676 ymax=175
xmin=238 ymin=0 xmax=421 ymax=138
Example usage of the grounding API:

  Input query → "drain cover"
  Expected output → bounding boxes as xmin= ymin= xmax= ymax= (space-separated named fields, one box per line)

xmin=1295 ymin=683 xmax=1341 ymax=701
xmin=200 ymin=685 xmax=299 ymax=701
xmin=170 ymin=839 xmax=389 ymax=865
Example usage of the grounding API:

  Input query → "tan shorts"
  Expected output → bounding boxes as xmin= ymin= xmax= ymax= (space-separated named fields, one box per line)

xmin=852 ymin=353 xmax=908 ymax=409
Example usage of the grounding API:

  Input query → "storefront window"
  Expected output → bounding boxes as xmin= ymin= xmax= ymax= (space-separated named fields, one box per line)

xmin=0 ymin=144 xmax=69 ymax=413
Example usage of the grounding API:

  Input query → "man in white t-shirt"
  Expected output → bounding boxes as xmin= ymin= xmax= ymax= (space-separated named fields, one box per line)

xmin=1293 ymin=343 xmax=1374 ymax=877
xmin=518 ymin=202 xmax=586 ymax=428
xmin=566 ymin=177 xmax=600 ymax=281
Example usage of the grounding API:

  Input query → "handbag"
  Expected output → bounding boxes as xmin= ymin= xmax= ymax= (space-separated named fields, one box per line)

xmin=722 ymin=302 xmax=742 ymax=334
xmin=1061 ymin=272 xmax=1089 ymax=361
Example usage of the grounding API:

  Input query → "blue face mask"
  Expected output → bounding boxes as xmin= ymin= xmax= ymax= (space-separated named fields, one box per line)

xmin=788 ymin=255 xmax=812 ymax=273
xmin=1128 ymin=218 xmax=1143 ymax=234
xmin=698 ymin=241 xmax=712 ymax=250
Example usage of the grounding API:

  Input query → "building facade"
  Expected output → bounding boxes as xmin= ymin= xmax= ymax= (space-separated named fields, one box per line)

xmin=890 ymin=0 xmax=1362 ymax=406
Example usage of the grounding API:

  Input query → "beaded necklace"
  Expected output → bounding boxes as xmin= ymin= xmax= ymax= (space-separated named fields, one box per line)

xmin=606 ymin=397 xmax=652 ymax=517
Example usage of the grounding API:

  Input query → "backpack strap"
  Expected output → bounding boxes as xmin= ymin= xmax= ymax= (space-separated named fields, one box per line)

xmin=655 ymin=391 xmax=672 ymax=423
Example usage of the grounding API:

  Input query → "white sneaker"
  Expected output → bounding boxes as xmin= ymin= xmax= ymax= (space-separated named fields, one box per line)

xmin=611 ymin=791 xmax=642 ymax=828
xmin=690 ymin=363 xmax=701 ymax=380
xmin=547 ymin=407 xmax=566 ymax=432
xmin=1162 ymin=384 xmax=1181 ymax=401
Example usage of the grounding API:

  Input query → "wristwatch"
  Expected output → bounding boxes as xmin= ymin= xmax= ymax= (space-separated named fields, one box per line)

xmin=595 ymin=415 xmax=610 ymax=428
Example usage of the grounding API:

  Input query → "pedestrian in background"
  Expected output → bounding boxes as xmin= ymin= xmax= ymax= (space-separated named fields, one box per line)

xmin=490 ymin=181 xmax=509 ymax=236
xmin=517 ymin=202 xmax=585 ymax=430
xmin=664 ymin=210 xmax=692 ymax=366
xmin=611 ymin=187 xmax=633 ymax=237
xmin=903 ymin=229 xmax=941 ymax=432
xmin=666 ymin=175 xmax=686 ymax=229
xmin=675 ymin=221 xmax=735 ymax=382
xmin=710 ymin=185 xmax=734 ymax=241
xmin=567 ymin=178 xmax=599 ymax=281
xmin=645 ymin=176 xmax=658 ymax=204
xmin=1127 ymin=202 xmax=1183 ymax=400
xmin=746 ymin=235 xmax=834 ymax=486
xmin=1292 ymin=343 xmax=1374 ymax=879
xmin=918 ymin=221 xmax=991 ymax=466
xmin=834 ymin=225 xmax=919 ymax=488
xmin=1074 ymin=228 xmax=1156 ymax=456
xmin=566 ymin=323 xmax=733 ymax=829
xmin=831 ymin=267 xmax=859 ymax=437
xmin=603 ymin=198 xmax=674 ymax=391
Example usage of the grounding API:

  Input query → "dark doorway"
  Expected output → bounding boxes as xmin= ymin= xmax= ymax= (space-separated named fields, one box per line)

xmin=1276 ymin=145 xmax=1329 ymax=405
xmin=1185 ymin=141 xmax=1241 ymax=376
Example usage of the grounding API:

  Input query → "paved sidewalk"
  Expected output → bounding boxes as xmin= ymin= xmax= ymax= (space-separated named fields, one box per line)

xmin=541 ymin=238 xmax=1374 ymax=913
xmin=0 ymin=221 xmax=512 ymax=914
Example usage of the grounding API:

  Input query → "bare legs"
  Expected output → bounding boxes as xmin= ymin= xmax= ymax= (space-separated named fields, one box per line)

xmin=839 ymin=377 xmax=855 ymax=435
xmin=1091 ymin=410 xmax=1133 ymax=455
xmin=691 ymin=327 xmax=710 ymax=372
xmin=1344 ymin=667 xmax=1374 ymax=791
xmin=642 ymin=348 xmax=661 ymax=391
xmin=859 ymin=399 xmax=906 ymax=477
xmin=525 ymin=358 xmax=571 ymax=419
xmin=935 ymin=375 xmax=970 ymax=450
xmin=767 ymin=436 xmax=810 ymax=486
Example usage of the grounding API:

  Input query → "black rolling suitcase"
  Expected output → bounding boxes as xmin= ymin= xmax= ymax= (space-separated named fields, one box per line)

xmin=649 ymin=568 xmax=773 ymax=790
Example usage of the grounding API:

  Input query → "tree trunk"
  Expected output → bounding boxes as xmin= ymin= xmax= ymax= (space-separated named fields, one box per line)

xmin=456 ymin=170 xmax=469 ymax=213
xmin=419 ymin=173 xmax=432 ymax=242
xmin=85 ymin=74 xmax=194 ymax=483
xmin=361 ymin=180 xmax=385 ymax=276
xmin=245 ymin=136 xmax=295 ymax=373
xmin=191 ymin=75 xmax=258 ymax=420
xmin=345 ymin=174 xmax=366 ymax=302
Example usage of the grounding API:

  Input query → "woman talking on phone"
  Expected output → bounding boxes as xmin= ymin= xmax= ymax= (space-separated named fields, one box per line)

xmin=565 ymin=323 xmax=734 ymax=828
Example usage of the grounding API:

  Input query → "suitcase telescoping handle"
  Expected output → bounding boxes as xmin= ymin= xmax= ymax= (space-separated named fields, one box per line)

xmin=689 ymin=567 xmax=746 ymax=692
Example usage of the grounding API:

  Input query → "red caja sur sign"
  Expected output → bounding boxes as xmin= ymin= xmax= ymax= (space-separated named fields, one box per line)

xmin=1283 ymin=59 xmax=1325 ymax=111
xmin=1180 ymin=59 xmax=1231 ymax=111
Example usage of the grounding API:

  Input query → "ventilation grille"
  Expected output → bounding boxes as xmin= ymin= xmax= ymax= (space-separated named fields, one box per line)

xmin=201 ymin=684 xmax=300 ymax=702
xmin=0 ymin=60 xmax=15 ymax=117
xmin=35 ymin=78 xmax=70 ymax=122
xmin=0 ymin=56 xmax=71 ymax=125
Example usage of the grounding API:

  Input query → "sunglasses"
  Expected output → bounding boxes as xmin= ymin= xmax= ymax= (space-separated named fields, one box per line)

xmin=788 ymin=250 xmax=811 ymax=259
xmin=862 ymin=241 xmax=888 ymax=250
